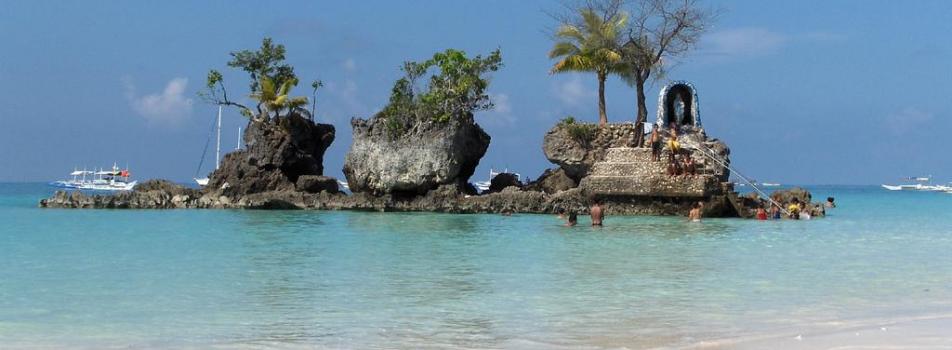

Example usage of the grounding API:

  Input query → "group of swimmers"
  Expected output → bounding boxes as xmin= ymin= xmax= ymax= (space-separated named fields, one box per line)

xmin=558 ymin=199 xmax=605 ymax=227
xmin=649 ymin=123 xmax=697 ymax=176
xmin=753 ymin=196 xmax=835 ymax=220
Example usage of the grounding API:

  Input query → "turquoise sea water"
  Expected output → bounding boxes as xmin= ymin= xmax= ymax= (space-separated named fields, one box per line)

xmin=1 ymin=183 xmax=951 ymax=349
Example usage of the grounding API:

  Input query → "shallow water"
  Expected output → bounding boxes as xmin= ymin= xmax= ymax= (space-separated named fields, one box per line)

xmin=1 ymin=184 xmax=951 ymax=348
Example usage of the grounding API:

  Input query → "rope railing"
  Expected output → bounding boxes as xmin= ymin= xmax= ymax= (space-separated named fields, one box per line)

xmin=681 ymin=139 xmax=789 ymax=216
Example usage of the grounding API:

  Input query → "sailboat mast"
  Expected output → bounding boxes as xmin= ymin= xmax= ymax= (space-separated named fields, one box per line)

xmin=215 ymin=105 xmax=222 ymax=170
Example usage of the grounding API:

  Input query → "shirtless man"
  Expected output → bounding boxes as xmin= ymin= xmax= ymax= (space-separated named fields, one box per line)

xmin=688 ymin=202 xmax=702 ymax=222
xmin=649 ymin=127 xmax=662 ymax=161
xmin=590 ymin=199 xmax=605 ymax=226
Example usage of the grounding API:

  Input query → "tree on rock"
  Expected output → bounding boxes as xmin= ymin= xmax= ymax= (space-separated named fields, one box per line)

xmin=548 ymin=3 xmax=628 ymax=127
xmin=380 ymin=48 xmax=503 ymax=136
xmin=615 ymin=0 xmax=714 ymax=145
xmin=200 ymin=37 xmax=317 ymax=123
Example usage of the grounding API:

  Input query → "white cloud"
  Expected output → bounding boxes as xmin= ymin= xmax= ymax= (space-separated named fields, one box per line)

xmin=124 ymin=77 xmax=194 ymax=127
xmin=885 ymin=107 xmax=934 ymax=135
xmin=492 ymin=93 xmax=511 ymax=114
xmin=343 ymin=58 xmax=357 ymax=72
xmin=553 ymin=77 xmax=593 ymax=107
xmin=703 ymin=27 xmax=787 ymax=58
xmin=480 ymin=92 xmax=515 ymax=127
xmin=320 ymin=79 xmax=366 ymax=121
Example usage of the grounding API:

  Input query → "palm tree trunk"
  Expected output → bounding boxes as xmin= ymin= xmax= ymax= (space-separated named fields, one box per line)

xmin=597 ymin=72 xmax=608 ymax=127
xmin=634 ymin=76 xmax=648 ymax=146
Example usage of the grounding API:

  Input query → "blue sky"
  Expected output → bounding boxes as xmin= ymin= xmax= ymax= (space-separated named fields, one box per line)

xmin=1 ymin=0 xmax=950 ymax=185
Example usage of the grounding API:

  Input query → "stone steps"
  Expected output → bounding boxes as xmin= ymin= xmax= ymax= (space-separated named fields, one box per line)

xmin=603 ymin=147 xmax=652 ymax=163
xmin=590 ymin=162 xmax=665 ymax=177
xmin=580 ymin=174 xmax=717 ymax=197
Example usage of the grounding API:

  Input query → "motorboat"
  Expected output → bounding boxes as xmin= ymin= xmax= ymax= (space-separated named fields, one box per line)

xmin=473 ymin=168 xmax=521 ymax=193
xmin=50 ymin=163 xmax=136 ymax=191
xmin=882 ymin=176 xmax=948 ymax=192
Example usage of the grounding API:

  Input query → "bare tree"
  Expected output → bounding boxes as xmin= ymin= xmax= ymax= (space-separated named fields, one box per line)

xmin=616 ymin=0 xmax=715 ymax=145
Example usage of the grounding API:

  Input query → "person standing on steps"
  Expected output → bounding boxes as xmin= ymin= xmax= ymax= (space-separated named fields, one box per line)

xmin=649 ymin=127 xmax=662 ymax=162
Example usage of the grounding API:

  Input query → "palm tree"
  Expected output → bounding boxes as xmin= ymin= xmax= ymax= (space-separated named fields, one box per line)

xmin=549 ymin=8 xmax=627 ymax=127
xmin=250 ymin=75 xmax=308 ymax=120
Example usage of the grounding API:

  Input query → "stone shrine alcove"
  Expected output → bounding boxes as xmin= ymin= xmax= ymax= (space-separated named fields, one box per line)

xmin=655 ymin=81 xmax=701 ymax=129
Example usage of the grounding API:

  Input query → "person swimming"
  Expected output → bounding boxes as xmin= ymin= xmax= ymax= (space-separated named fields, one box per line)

xmin=688 ymin=202 xmax=702 ymax=222
xmin=756 ymin=206 xmax=768 ymax=220
xmin=769 ymin=205 xmax=782 ymax=220
xmin=825 ymin=197 xmax=836 ymax=208
xmin=565 ymin=212 xmax=578 ymax=227
xmin=787 ymin=198 xmax=801 ymax=220
xmin=590 ymin=199 xmax=604 ymax=226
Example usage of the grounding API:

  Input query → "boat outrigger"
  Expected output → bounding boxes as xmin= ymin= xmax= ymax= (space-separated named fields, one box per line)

xmin=50 ymin=163 xmax=136 ymax=191
xmin=882 ymin=176 xmax=951 ymax=192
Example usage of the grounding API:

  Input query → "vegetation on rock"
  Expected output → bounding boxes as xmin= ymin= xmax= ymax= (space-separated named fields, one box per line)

xmin=559 ymin=116 xmax=598 ymax=145
xmin=200 ymin=37 xmax=322 ymax=123
xmin=549 ymin=0 xmax=713 ymax=131
xmin=548 ymin=6 xmax=627 ymax=127
xmin=378 ymin=49 xmax=503 ymax=138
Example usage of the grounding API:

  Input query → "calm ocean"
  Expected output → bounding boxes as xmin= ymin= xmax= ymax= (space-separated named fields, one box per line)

xmin=1 ymin=183 xmax=950 ymax=348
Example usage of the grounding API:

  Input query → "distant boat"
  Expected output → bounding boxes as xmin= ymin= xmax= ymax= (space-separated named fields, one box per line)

xmin=50 ymin=163 xmax=136 ymax=191
xmin=473 ymin=168 xmax=521 ymax=193
xmin=882 ymin=176 xmax=949 ymax=192
xmin=194 ymin=106 xmax=227 ymax=187
xmin=761 ymin=182 xmax=781 ymax=187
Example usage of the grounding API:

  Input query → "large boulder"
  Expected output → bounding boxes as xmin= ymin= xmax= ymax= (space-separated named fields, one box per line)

xmin=525 ymin=168 xmax=577 ymax=194
xmin=206 ymin=113 xmax=335 ymax=198
xmin=485 ymin=172 xmax=521 ymax=194
xmin=295 ymin=175 xmax=339 ymax=194
xmin=543 ymin=122 xmax=637 ymax=181
xmin=343 ymin=113 xmax=490 ymax=196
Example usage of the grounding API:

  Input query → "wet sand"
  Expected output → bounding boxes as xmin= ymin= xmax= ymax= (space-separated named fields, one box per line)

xmin=695 ymin=314 xmax=952 ymax=350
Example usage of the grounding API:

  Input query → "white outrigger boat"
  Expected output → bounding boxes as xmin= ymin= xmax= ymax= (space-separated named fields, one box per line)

xmin=473 ymin=168 xmax=522 ymax=193
xmin=882 ymin=176 xmax=951 ymax=192
xmin=50 ymin=163 xmax=136 ymax=191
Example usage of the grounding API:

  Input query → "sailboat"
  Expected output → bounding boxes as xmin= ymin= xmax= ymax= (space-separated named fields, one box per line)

xmin=194 ymin=106 xmax=222 ymax=186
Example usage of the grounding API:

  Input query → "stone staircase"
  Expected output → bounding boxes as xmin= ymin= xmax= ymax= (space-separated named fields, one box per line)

xmin=580 ymin=147 xmax=721 ymax=197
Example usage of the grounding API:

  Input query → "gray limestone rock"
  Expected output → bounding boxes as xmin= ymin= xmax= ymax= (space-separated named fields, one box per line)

xmin=542 ymin=123 xmax=637 ymax=181
xmin=343 ymin=113 xmax=490 ymax=196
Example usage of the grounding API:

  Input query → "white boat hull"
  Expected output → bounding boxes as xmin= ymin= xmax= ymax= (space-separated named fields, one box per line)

xmin=195 ymin=178 xmax=209 ymax=186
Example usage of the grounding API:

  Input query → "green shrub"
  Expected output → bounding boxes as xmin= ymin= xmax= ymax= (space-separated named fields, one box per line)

xmin=559 ymin=116 xmax=597 ymax=145
xmin=379 ymin=49 xmax=504 ymax=137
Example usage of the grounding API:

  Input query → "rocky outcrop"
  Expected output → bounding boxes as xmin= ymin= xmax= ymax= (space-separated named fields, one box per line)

xmin=343 ymin=113 xmax=490 ymax=196
xmin=206 ymin=113 xmax=335 ymax=198
xmin=543 ymin=123 xmax=637 ymax=181
xmin=295 ymin=175 xmax=339 ymax=194
xmin=41 ymin=180 xmax=202 ymax=209
xmin=525 ymin=168 xmax=577 ymax=194
xmin=485 ymin=172 xmax=521 ymax=194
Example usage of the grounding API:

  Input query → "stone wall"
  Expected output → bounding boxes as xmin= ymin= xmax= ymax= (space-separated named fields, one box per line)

xmin=542 ymin=122 xmax=639 ymax=181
